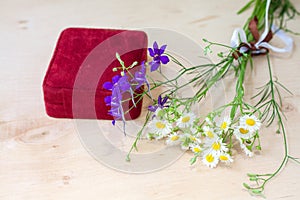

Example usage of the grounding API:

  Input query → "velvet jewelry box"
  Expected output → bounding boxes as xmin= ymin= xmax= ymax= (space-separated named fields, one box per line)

xmin=42 ymin=28 xmax=147 ymax=120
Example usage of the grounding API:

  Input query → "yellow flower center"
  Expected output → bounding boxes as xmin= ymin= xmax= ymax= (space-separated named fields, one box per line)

xmin=171 ymin=135 xmax=179 ymax=141
xmin=155 ymin=122 xmax=166 ymax=129
xmin=246 ymin=118 xmax=256 ymax=126
xmin=182 ymin=116 xmax=191 ymax=123
xmin=221 ymin=122 xmax=227 ymax=130
xmin=206 ymin=154 xmax=214 ymax=163
xmin=193 ymin=147 xmax=201 ymax=153
xmin=189 ymin=136 xmax=197 ymax=141
xmin=206 ymin=131 xmax=214 ymax=138
xmin=239 ymin=128 xmax=249 ymax=134
xmin=220 ymin=155 xmax=228 ymax=161
xmin=212 ymin=142 xmax=221 ymax=150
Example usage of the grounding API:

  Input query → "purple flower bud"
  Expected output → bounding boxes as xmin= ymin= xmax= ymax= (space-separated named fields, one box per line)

xmin=148 ymin=95 xmax=169 ymax=113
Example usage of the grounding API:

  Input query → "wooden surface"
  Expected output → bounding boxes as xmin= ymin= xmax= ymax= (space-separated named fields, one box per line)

xmin=1 ymin=0 xmax=300 ymax=199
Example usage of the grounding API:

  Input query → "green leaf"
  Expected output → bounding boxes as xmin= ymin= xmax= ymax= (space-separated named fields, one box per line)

xmin=230 ymin=104 xmax=237 ymax=120
xmin=237 ymin=0 xmax=255 ymax=14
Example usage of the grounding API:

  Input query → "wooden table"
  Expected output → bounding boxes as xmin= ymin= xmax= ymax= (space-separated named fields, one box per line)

xmin=1 ymin=0 xmax=300 ymax=199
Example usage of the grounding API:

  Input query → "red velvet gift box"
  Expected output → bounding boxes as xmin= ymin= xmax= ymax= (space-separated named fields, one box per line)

xmin=42 ymin=28 xmax=147 ymax=120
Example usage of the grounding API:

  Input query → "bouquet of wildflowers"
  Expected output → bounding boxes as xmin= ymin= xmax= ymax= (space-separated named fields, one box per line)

xmin=102 ymin=0 xmax=300 ymax=196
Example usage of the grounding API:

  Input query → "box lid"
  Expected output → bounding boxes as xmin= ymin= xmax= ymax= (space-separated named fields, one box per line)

xmin=43 ymin=27 xmax=147 ymax=119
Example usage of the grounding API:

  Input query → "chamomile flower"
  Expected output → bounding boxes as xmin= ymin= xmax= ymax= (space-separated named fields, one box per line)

xmin=219 ymin=153 xmax=233 ymax=164
xmin=203 ymin=126 xmax=218 ymax=140
xmin=239 ymin=115 xmax=261 ymax=132
xmin=166 ymin=133 xmax=181 ymax=145
xmin=150 ymin=118 xmax=172 ymax=138
xmin=206 ymin=138 xmax=228 ymax=155
xmin=189 ymin=143 xmax=202 ymax=153
xmin=177 ymin=113 xmax=196 ymax=128
xmin=218 ymin=116 xmax=231 ymax=132
xmin=202 ymin=153 xmax=219 ymax=168
xmin=234 ymin=126 xmax=254 ymax=139
xmin=187 ymin=132 xmax=201 ymax=143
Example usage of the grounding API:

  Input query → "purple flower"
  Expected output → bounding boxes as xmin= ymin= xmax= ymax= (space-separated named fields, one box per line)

xmin=103 ymin=75 xmax=128 ymax=125
xmin=148 ymin=41 xmax=170 ymax=72
xmin=104 ymin=96 xmax=111 ymax=106
xmin=103 ymin=75 xmax=121 ymax=91
xmin=133 ymin=61 xmax=149 ymax=90
xmin=108 ymin=86 xmax=124 ymax=125
xmin=118 ymin=75 xmax=131 ymax=92
xmin=148 ymin=95 xmax=169 ymax=112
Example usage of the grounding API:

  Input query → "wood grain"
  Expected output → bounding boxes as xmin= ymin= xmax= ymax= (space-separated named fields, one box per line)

xmin=1 ymin=0 xmax=300 ymax=199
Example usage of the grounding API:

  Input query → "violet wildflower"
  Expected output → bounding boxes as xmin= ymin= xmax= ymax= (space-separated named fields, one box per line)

xmin=118 ymin=75 xmax=131 ymax=92
xmin=103 ymin=75 xmax=128 ymax=126
xmin=148 ymin=41 xmax=170 ymax=72
xmin=109 ymin=86 xmax=123 ymax=117
xmin=103 ymin=75 xmax=121 ymax=91
xmin=133 ymin=61 xmax=149 ymax=90
xmin=104 ymin=96 xmax=111 ymax=106
xmin=148 ymin=95 xmax=169 ymax=112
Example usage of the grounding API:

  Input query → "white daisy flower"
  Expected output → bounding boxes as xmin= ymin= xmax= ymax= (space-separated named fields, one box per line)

xmin=202 ymin=153 xmax=219 ymax=168
xmin=166 ymin=133 xmax=181 ymax=146
xmin=203 ymin=126 xmax=218 ymax=140
xmin=189 ymin=133 xmax=201 ymax=144
xmin=218 ymin=116 xmax=231 ymax=132
xmin=219 ymin=153 xmax=233 ymax=164
xmin=189 ymin=143 xmax=202 ymax=153
xmin=177 ymin=113 xmax=196 ymax=128
xmin=206 ymin=138 xmax=228 ymax=155
xmin=150 ymin=118 xmax=172 ymax=138
xmin=239 ymin=115 xmax=261 ymax=132
xmin=234 ymin=126 xmax=255 ymax=139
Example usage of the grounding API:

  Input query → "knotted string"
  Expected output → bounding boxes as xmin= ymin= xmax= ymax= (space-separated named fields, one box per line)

xmin=231 ymin=0 xmax=293 ymax=58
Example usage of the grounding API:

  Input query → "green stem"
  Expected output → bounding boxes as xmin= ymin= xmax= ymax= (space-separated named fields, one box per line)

xmin=230 ymin=56 xmax=248 ymax=120
xmin=246 ymin=53 xmax=293 ymax=194
xmin=126 ymin=111 xmax=151 ymax=161
xmin=262 ymin=53 xmax=289 ymax=182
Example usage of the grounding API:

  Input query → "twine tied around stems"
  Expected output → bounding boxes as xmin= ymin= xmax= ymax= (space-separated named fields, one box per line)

xmin=231 ymin=0 xmax=293 ymax=59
